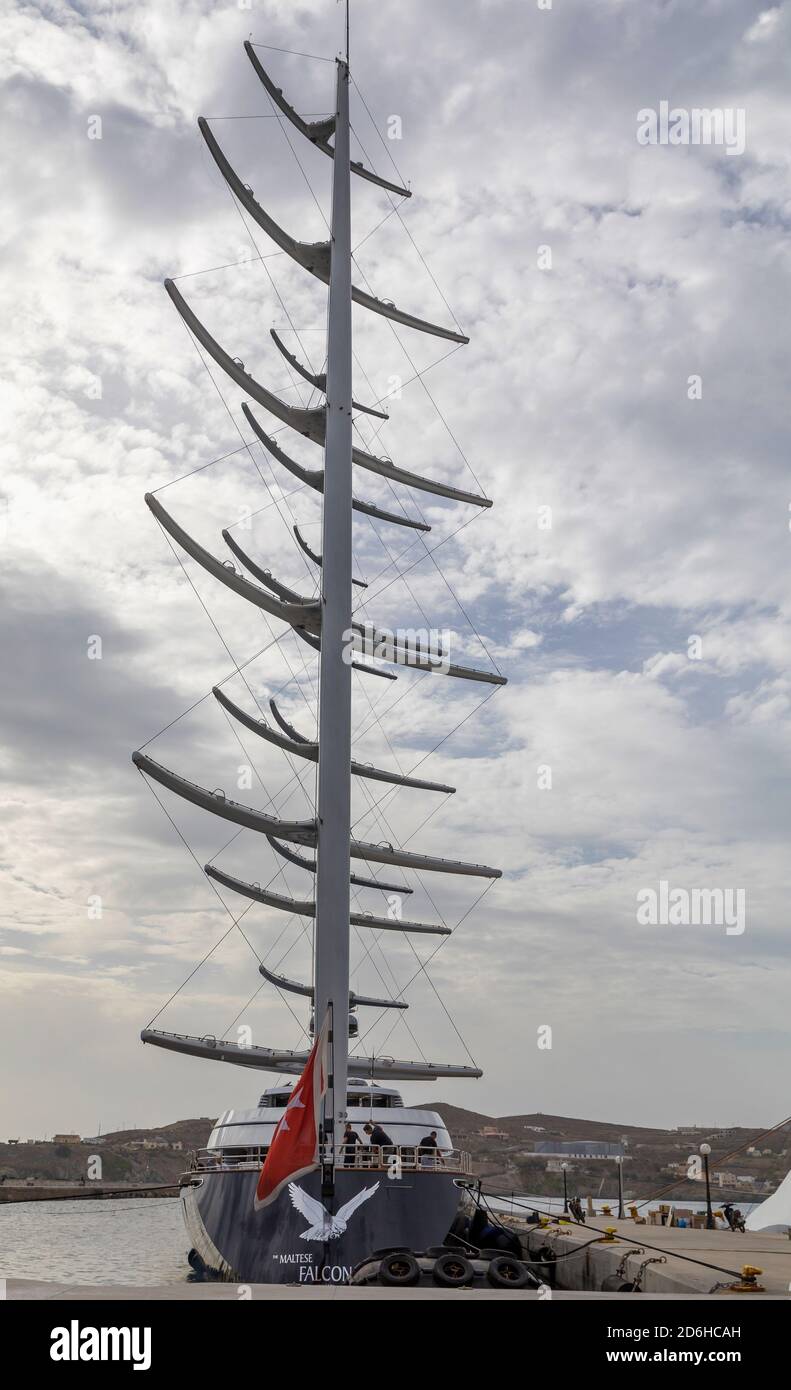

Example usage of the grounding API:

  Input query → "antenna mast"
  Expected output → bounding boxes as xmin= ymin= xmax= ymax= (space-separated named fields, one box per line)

xmin=314 ymin=56 xmax=353 ymax=1170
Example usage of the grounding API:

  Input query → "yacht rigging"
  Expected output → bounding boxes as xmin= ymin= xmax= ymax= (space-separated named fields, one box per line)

xmin=132 ymin=17 xmax=506 ymax=1283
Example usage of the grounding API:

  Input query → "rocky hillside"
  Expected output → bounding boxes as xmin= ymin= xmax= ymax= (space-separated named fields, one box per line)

xmin=433 ymin=1106 xmax=790 ymax=1201
xmin=0 ymin=1119 xmax=215 ymax=1187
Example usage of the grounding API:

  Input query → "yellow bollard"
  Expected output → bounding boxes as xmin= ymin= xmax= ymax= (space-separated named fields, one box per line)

xmin=723 ymin=1265 xmax=765 ymax=1293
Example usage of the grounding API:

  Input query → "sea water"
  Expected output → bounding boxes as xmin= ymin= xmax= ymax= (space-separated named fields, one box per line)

xmin=0 ymin=1197 xmax=187 ymax=1285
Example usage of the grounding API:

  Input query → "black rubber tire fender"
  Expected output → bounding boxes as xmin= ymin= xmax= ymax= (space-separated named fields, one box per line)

xmin=378 ymin=1253 xmax=421 ymax=1286
xmin=486 ymin=1255 xmax=531 ymax=1289
xmin=601 ymin=1274 xmax=637 ymax=1292
xmin=432 ymin=1253 xmax=475 ymax=1287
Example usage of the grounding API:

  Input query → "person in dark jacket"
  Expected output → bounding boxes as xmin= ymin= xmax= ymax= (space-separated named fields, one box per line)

xmin=342 ymin=1122 xmax=362 ymax=1167
xmin=363 ymin=1122 xmax=393 ymax=1148
xmin=732 ymin=1208 xmax=746 ymax=1233
xmin=419 ymin=1130 xmax=442 ymax=1167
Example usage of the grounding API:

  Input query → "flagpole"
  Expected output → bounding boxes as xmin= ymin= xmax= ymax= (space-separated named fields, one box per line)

xmin=314 ymin=58 xmax=352 ymax=1187
xmin=320 ymin=1000 xmax=335 ymax=1279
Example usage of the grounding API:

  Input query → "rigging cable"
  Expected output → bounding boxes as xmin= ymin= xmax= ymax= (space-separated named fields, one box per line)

xmin=248 ymin=42 xmax=334 ymax=63
xmin=137 ymin=776 xmax=309 ymax=1043
xmin=476 ymin=1189 xmax=745 ymax=1281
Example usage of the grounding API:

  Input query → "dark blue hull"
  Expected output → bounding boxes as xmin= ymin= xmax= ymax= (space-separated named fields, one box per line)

xmin=182 ymin=1166 xmax=464 ymax=1284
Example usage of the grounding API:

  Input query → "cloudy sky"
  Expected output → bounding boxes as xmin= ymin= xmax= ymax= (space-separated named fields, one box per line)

xmin=3 ymin=0 xmax=790 ymax=1140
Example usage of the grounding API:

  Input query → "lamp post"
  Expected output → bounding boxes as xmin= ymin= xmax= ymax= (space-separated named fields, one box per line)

xmin=699 ymin=1143 xmax=715 ymax=1229
xmin=616 ymin=1154 xmax=625 ymax=1219
xmin=561 ymin=1161 xmax=569 ymax=1215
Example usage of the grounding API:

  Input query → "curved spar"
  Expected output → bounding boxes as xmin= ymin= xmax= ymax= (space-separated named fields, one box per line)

xmin=145 ymin=491 xmax=320 ymax=632
xmin=198 ymin=117 xmax=469 ymax=347
xmin=132 ymin=751 xmax=316 ymax=844
xmin=270 ymin=329 xmax=388 ymax=421
xmin=267 ymin=831 xmax=499 ymax=882
xmin=243 ymin=41 xmax=413 ymax=200
xmin=293 ymin=523 xmax=367 ymax=588
xmin=267 ymin=836 xmax=413 ymax=895
xmin=258 ymin=961 xmax=408 ymax=1010
xmin=222 ymin=531 xmax=315 ymax=604
xmin=132 ymin=754 xmax=498 ymax=876
xmin=242 ymin=406 xmax=430 ymax=533
xmin=268 ymin=697 xmax=310 ymax=744
xmin=165 ymin=278 xmax=323 ymax=440
xmin=212 ymin=687 xmax=304 ymax=756
xmin=291 ymin=622 xmax=397 ymax=681
xmin=213 ymin=687 xmax=456 ymax=794
xmin=204 ymin=863 xmax=449 ymax=935
xmin=350 ymin=628 xmax=508 ymax=687
xmin=292 ymin=522 xmax=322 ymax=568
xmin=351 ymin=837 xmax=501 ymax=878
xmin=141 ymin=1028 xmax=482 ymax=1080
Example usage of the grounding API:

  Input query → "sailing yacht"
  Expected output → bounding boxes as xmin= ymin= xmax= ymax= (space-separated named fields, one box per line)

xmin=133 ymin=24 xmax=506 ymax=1284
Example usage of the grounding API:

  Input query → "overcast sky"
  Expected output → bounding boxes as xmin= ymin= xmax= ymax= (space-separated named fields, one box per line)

xmin=3 ymin=0 xmax=790 ymax=1140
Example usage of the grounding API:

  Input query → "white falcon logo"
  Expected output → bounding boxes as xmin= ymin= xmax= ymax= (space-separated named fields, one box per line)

xmin=288 ymin=1181 xmax=380 ymax=1240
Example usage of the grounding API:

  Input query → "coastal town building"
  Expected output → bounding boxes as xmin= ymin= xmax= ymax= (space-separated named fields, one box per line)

xmin=533 ymin=1140 xmax=625 ymax=1159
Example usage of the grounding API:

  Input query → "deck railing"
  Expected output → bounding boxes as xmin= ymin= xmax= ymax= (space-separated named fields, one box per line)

xmin=188 ymin=1144 xmax=472 ymax=1175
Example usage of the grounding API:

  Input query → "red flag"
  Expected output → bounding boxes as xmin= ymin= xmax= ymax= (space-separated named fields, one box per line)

xmin=254 ymin=1012 xmax=330 ymax=1210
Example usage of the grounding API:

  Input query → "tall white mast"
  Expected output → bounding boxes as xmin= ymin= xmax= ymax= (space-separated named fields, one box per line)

xmin=136 ymin=36 xmax=502 ymax=1095
xmin=314 ymin=57 xmax=353 ymax=1165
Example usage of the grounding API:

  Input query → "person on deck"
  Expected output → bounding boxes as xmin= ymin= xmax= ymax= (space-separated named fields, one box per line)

xmin=418 ymin=1130 xmax=442 ymax=1168
xmin=342 ymin=1122 xmax=362 ymax=1167
xmin=363 ymin=1122 xmax=394 ymax=1164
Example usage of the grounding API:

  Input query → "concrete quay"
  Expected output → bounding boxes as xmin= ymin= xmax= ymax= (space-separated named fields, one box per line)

xmin=0 ymin=1184 xmax=178 ymax=1203
xmin=4 ymin=1278 xmax=783 ymax=1301
xmin=513 ymin=1216 xmax=791 ymax=1295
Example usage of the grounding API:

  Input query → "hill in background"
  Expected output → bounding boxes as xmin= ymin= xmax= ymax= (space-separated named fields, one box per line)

xmin=431 ymin=1106 xmax=788 ymax=1201
xmin=0 ymin=1119 xmax=215 ymax=1188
